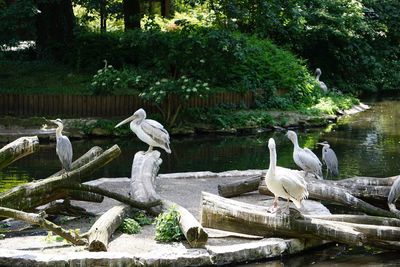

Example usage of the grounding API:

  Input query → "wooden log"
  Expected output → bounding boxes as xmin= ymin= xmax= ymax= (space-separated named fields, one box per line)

xmin=218 ymin=175 xmax=261 ymax=198
xmin=130 ymin=150 xmax=163 ymax=214
xmin=163 ymin=200 xmax=208 ymax=248
xmin=0 ymin=136 xmax=39 ymax=170
xmin=259 ymin=183 xmax=395 ymax=218
xmin=0 ymin=207 xmax=86 ymax=245
xmin=86 ymin=204 xmax=132 ymax=251
xmin=201 ymin=192 xmax=400 ymax=250
xmin=201 ymin=192 xmax=365 ymax=246
xmin=307 ymin=214 xmax=400 ymax=227
xmin=0 ymin=145 xmax=121 ymax=211
xmin=49 ymin=146 xmax=104 ymax=177
xmin=130 ymin=151 xmax=208 ymax=247
xmin=69 ymin=183 xmax=161 ymax=210
xmin=336 ymin=176 xmax=398 ymax=186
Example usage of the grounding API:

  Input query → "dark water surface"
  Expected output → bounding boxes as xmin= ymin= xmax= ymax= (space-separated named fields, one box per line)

xmin=1 ymin=97 xmax=400 ymax=265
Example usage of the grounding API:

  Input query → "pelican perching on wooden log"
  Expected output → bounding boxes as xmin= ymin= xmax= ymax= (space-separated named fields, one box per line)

xmin=287 ymin=130 xmax=323 ymax=179
xmin=50 ymin=118 xmax=73 ymax=172
xmin=265 ymin=138 xmax=308 ymax=213
xmin=115 ymin=108 xmax=171 ymax=154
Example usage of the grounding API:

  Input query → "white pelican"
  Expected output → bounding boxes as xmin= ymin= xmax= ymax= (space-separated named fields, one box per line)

xmin=50 ymin=118 xmax=73 ymax=171
xmin=265 ymin=138 xmax=308 ymax=213
xmin=318 ymin=141 xmax=339 ymax=178
xmin=286 ymin=130 xmax=323 ymax=179
xmin=315 ymin=68 xmax=328 ymax=94
xmin=115 ymin=108 xmax=171 ymax=154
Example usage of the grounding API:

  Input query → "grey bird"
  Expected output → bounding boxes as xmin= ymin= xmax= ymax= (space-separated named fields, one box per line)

xmin=286 ymin=130 xmax=323 ymax=179
xmin=115 ymin=108 xmax=171 ymax=154
xmin=315 ymin=68 xmax=328 ymax=94
xmin=318 ymin=141 xmax=339 ymax=178
xmin=388 ymin=177 xmax=400 ymax=213
xmin=50 ymin=118 xmax=73 ymax=172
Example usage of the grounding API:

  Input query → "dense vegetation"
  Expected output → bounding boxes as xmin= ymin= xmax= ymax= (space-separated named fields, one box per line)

xmin=1 ymin=0 xmax=398 ymax=128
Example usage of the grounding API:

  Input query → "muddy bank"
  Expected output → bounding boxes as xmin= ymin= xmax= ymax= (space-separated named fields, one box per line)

xmin=0 ymin=103 xmax=369 ymax=143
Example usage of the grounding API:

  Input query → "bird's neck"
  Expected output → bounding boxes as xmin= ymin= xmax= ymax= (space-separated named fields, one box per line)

xmin=291 ymin=138 xmax=300 ymax=149
xmin=56 ymin=125 xmax=63 ymax=139
xmin=316 ymin=73 xmax=321 ymax=81
xmin=267 ymin=148 xmax=277 ymax=176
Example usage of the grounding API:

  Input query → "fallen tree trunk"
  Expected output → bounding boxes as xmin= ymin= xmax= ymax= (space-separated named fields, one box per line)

xmin=131 ymin=151 xmax=208 ymax=247
xmin=259 ymin=183 xmax=395 ymax=218
xmin=201 ymin=192 xmax=400 ymax=250
xmin=0 ymin=207 xmax=86 ymax=245
xmin=0 ymin=136 xmax=39 ymax=170
xmin=306 ymin=214 xmax=400 ymax=227
xmin=130 ymin=151 xmax=163 ymax=214
xmin=49 ymin=146 xmax=103 ymax=177
xmin=336 ymin=176 xmax=398 ymax=186
xmin=86 ymin=204 xmax=132 ymax=251
xmin=218 ymin=175 xmax=261 ymax=198
xmin=0 ymin=145 xmax=121 ymax=211
xmin=163 ymin=200 xmax=208 ymax=248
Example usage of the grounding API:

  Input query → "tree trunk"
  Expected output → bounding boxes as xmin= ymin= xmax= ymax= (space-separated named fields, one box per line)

xmin=0 ymin=207 xmax=86 ymax=245
xmin=218 ymin=175 xmax=261 ymax=198
xmin=86 ymin=204 xmax=132 ymax=251
xmin=49 ymin=146 xmax=103 ymax=177
xmin=123 ymin=0 xmax=141 ymax=30
xmin=100 ymin=0 xmax=107 ymax=32
xmin=163 ymin=200 xmax=208 ymax=248
xmin=306 ymin=214 xmax=400 ymax=227
xmin=36 ymin=0 xmax=75 ymax=58
xmin=258 ymin=183 xmax=395 ymax=218
xmin=130 ymin=151 xmax=163 ymax=214
xmin=0 ymin=136 xmax=39 ymax=170
xmin=130 ymin=151 xmax=208 ymax=247
xmin=201 ymin=192 xmax=400 ymax=250
xmin=0 ymin=145 xmax=121 ymax=211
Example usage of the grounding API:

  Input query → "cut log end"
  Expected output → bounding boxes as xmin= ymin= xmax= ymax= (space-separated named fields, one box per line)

xmin=88 ymin=240 xmax=107 ymax=252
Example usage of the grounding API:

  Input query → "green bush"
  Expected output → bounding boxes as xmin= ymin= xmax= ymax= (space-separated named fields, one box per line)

xmin=154 ymin=206 xmax=184 ymax=242
xmin=119 ymin=218 xmax=141 ymax=235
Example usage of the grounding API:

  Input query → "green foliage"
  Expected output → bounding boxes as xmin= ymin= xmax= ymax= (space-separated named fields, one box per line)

xmin=132 ymin=211 xmax=153 ymax=226
xmin=190 ymin=107 xmax=275 ymax=129
xmin=309 ymin=93 xmax=360 ymax=115
xmin=119 ymin=218 xmax=141 ymax=235
xmin=139 ymin=76 xmax=210 ymax=104
xmin=154 ymin=206 xmax=184 ymax=242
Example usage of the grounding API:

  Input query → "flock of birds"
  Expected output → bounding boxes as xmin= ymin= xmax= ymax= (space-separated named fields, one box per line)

xmin=48 ymin=70 xmax=399 ymax=215
xmin=50 ymin=108 xmax=342 ymax=215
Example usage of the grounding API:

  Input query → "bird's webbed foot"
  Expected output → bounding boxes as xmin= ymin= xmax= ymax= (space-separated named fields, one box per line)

xmin=267 ymin=198 xmax=280 ymax=213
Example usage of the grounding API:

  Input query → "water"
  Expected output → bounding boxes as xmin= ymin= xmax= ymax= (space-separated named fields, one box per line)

xmin=1 ymin=97 xmax=400 ymax=265
xmin=1 ymin=98 xmax=400 ymax=189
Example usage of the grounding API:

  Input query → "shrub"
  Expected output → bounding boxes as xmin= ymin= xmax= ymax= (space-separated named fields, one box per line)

xmin=154 ymin=206 xmax=184 ymax=242
xmin=119 ymin=218 xmax=141 ymax=235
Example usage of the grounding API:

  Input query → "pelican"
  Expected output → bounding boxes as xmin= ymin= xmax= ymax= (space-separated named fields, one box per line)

xmin=286 ymin=130 xmax=323 ymax=179
xmin=50 ymin=119 xmax=73 ymax=172
xmin=318 ymin=141 xmax=339 ymax=178
xmin=315 ymin=68 xmax=328 ymax=94
xmin=388 ymin=177 xmax=400 ymax=213
xmin=265 ymin=138 xmax=308 ymax=213
xmin=115 ymin=108 xmax=171 ymax=154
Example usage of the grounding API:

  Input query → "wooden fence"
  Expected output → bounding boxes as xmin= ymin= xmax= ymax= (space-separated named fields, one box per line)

xmin=0 ymin=92 xmax=254 ymax=117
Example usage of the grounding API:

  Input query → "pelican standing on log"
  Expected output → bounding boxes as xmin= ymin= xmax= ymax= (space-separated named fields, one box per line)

xmin=315 ymin=68 xmax=328 ymax=94
xmin=50 ymin=118 xmax=73 ymax=172
xmin=265 ymin=138 xmax=309 ymax=213
xmin=115 ymin=108 xmax=171 ymax=154
xmin=318 ymin=141 xmax=339 ymax=178
xmin=388 ymin=177 xmax=400 ymax=213
xmin=286 ymin=130 xmax=323 ymax=179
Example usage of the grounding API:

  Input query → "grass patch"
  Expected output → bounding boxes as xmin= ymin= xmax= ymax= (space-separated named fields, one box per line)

xmin=0 ymin=60 xmax=92 ymax=95
xmin=308 ymin=93 xmax=360 ymax=115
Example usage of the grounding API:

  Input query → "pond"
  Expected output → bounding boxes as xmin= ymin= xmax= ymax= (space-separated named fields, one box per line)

xmin=1 ymin=96 xmax=400 ymax=265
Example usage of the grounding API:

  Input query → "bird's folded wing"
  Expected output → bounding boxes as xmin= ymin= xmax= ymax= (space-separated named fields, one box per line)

xmin=142 ymin=120 xmax=170 ymax=144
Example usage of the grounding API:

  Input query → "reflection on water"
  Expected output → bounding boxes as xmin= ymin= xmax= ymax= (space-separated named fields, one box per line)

xmin=2 ymin=98 xmax=400 ymax=190
xmin=1 ymin=97 xmax=400 ymax=264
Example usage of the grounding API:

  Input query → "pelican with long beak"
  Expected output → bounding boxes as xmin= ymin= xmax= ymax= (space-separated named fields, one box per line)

xmin=115 ymin=108 xmax=171 ymax=154
xmin=265 ymin=138 xmax=309 ymax=213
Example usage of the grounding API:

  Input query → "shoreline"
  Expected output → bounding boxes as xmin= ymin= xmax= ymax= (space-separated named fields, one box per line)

xmin=0 ymin=103 xmax=369 ymax=143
